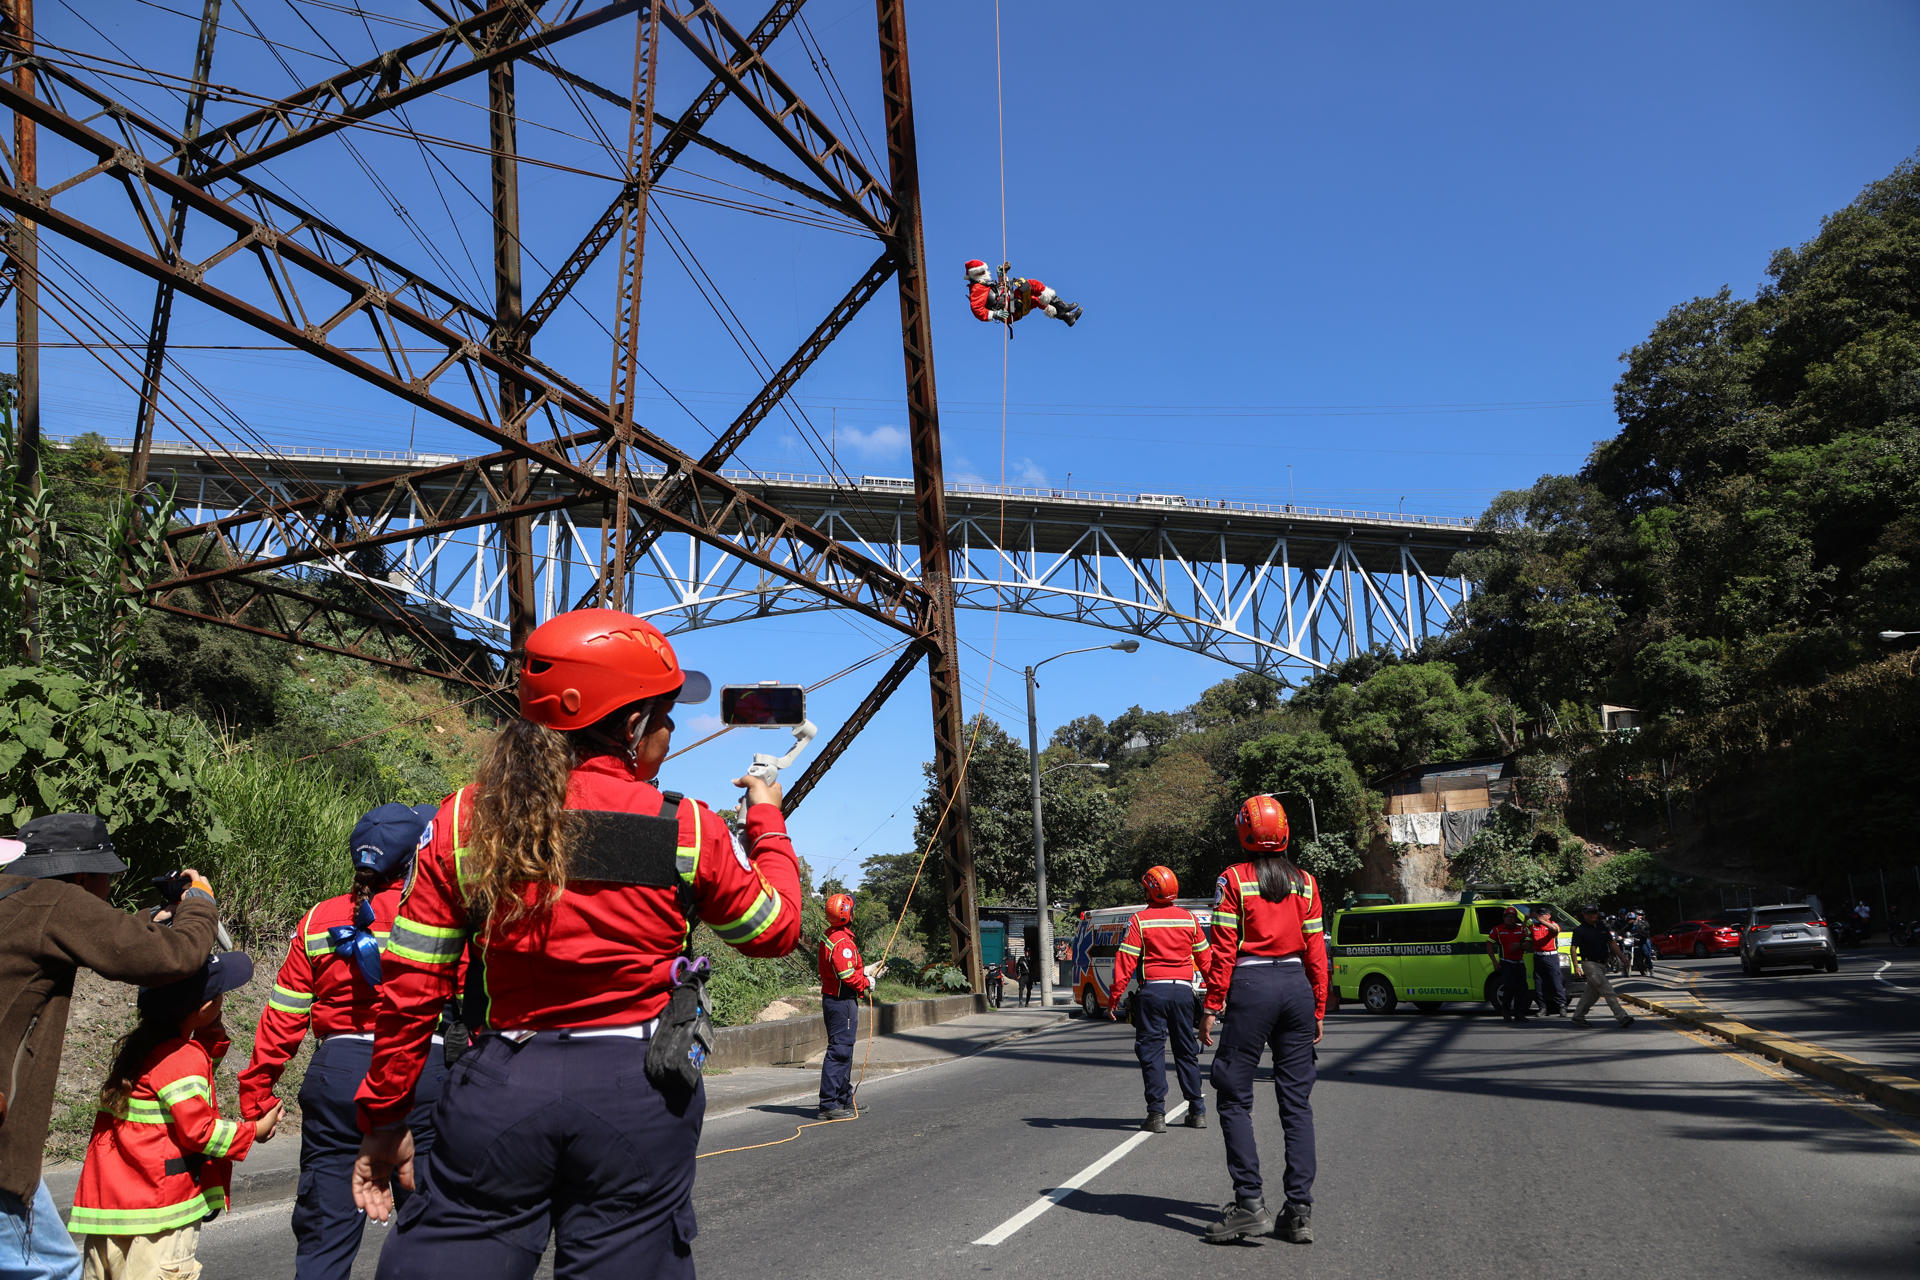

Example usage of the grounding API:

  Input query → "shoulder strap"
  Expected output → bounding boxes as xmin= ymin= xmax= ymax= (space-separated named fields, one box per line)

xmin=0 ymin=879 xmax=33 ymax=906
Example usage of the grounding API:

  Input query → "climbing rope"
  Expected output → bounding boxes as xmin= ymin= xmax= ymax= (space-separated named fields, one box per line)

xmin=700 ymin=0 xmax=1021 ymax=1162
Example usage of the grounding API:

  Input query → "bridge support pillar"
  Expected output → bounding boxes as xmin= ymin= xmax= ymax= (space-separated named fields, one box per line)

xmin=878 ymin=0 xmax=980 ymax=991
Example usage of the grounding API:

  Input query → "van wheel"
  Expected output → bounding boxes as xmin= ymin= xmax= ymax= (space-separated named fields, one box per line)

xmin=1413 ymin=1001 xmax=1443 ymax=1014
xmin=1741 ymin=954 xmax=1760 ymax=977
xmin=1082 ymin=989 xmax=1101 ymax=1019
xmin=1360 ymin=976 xmax=1398 ymax=1014
xmin=1484 ymin=974 xmax=1508 ymax=1014
xmin=1823 ymin=952 xmax=1839 ymax=973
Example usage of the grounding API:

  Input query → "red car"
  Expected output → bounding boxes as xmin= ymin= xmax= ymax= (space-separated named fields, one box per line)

xmin=1653 ymin=919 xmax=1743 ymax=958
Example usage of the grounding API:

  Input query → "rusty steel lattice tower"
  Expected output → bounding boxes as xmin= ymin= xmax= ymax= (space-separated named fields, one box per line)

xmin=0 ymin=1 xmax=984 ymax=983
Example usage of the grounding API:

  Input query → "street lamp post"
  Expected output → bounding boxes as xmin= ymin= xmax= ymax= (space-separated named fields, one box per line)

xmin=1027 ymin=640 xmax=1139 ymax=1008
xmin=1265 ymin=790 xmax=1319 ymax=841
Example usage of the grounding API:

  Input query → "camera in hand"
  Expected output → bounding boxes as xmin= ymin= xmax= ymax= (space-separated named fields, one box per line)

xmin=151 ymin=871 xmax=191 ymax=906
xmin=720 ymin=683 xmax=806 ymax=727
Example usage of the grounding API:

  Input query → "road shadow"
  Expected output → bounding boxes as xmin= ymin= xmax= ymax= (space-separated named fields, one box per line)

xmin=1049 ymin=1189 xmax=1218 ymax=1238
xmin=749 ymin=1103 xmax=823 ymax=1119
xmin=1020 ymin=1115 xmax=1142 ymax=1131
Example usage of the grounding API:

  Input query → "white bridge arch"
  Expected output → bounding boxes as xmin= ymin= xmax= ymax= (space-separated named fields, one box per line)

xmin=122 ymin=440 xmax=1481 ymax=680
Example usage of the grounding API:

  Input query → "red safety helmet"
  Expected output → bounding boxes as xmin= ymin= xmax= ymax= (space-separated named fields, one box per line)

xmin=1235 ymin=794 xmax=1291 ymax=853
xmin=1142 ymin=865 xmax=1178 ymax=906
xmin=825 ymin=892 xmax=855 ymax=927
xmin=517 ymin=608 xmax=710 ymax=732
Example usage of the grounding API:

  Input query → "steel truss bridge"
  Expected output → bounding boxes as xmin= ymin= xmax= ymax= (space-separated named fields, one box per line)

xmin=125 ymin=438 xmax=1480 ymax=678
xmin=0 ymin=1 xmax=1475 ymax=985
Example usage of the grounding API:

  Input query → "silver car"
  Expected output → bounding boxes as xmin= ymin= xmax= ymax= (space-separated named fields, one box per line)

xmin=1739 ymin=903 xmax=1838 ymax=975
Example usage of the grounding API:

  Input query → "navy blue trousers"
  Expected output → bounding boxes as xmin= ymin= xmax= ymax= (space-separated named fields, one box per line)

xmin=1532 ymin=954 xmax=1566 ymax=1014
xmin=819 ymin=995 xmax=857 ymax=1111
xmin=294 ymin=1035 xmax=445 ymax=1280
xmin=1499 ymin=959 xmax=1532 ymax=1020
xmin=1133 ymin=982 xmax=1205 ymax=1115
xmin=1209 ymin=962 xmax=1317 ymax=1208
xmin=375 ymin=1033 xmax=703 ymax=1280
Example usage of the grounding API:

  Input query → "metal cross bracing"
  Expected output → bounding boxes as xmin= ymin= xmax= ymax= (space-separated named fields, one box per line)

xmin=116 ymin=439 xmax=1480 ymax=683
xmin=0 ymin=0 xmax=993 ymax=981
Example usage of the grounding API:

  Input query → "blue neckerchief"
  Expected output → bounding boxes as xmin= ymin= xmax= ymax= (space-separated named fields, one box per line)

xmin=327 ymin=897 xmax=384 ymax=987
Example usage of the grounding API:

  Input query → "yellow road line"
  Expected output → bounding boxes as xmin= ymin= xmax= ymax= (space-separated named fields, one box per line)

xmin=1666 ymin=1023 xmax=1920 ymax=1152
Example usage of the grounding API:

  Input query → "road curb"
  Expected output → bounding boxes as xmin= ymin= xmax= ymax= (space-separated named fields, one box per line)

xmin=1621 ymin=989 xmax=1920 ymax=1118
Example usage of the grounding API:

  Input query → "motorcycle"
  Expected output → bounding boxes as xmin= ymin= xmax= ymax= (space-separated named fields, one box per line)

xmin=1890 ymin=919 xmax=1919 ymax=947
xmin=1832 ymin=917 xmax=1869 ymax=948
xmin=1630 ymin=934 xmax=1654 ymax=976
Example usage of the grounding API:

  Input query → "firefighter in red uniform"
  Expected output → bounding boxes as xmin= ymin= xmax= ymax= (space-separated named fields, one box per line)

xmin=1108 ymin=866 xmax=1211 ymax=1133
xmin=239 ymin=802 xmax=445 ymax=1280
xmin=349 ymin=608 xmax=804 ymax=1279
xmin=1487 ymin=906 xmax=1534 ymax=1022
xmin=817 ymin=892 xmax=871 ymax=1120
xmin=965 ymin=259 xmax=1083 ymax=327
xmin=1198 ymin=795 xmax=1327 ymax=1246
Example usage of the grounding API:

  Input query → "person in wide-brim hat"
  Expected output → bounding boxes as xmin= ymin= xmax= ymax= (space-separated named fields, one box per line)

xmin=0 ymin=813 xmax=224 ymax=1278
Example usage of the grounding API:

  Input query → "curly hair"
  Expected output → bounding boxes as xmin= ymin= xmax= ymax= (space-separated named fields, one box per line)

xmin=463 ymin=717 xmax=581 ymax=928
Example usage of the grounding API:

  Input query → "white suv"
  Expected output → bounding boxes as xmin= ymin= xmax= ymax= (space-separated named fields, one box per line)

xmin=1739 ymin=904 xmax=1838 ymax=975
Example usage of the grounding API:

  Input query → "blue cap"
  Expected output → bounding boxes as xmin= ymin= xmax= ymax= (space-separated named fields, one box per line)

xmin=350 ymin=803 xmax=432 ymax=880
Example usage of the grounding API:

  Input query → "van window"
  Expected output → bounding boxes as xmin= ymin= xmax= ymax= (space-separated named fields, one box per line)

xmin=1380 ymin=908 xmax=1463 ymax=945
xmin=1336 ymin=914 xmax=1380 ymax=945
xmin=1751 ymin=906 xmax=1819 ymax=927
xmin=1474 ymin=906 xmax=1508 ymax=935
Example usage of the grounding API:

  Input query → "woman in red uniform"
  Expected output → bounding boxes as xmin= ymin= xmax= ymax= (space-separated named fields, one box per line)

xmin=238 ymin=802 xmax=443 ymax=1280
xmin=349 ymin=609 xmax=804 ymax=1279
xmin=1198 ymin=794 xmax=1327 ymax=1246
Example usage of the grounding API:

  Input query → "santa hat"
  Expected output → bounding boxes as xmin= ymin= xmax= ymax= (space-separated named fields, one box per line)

xmin=964 ymin=259 xmax=992 ymax=283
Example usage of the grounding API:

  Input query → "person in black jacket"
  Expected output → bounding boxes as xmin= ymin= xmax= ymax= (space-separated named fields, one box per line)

xmin=1569 ymin=905 xmax=1635 ymax=1028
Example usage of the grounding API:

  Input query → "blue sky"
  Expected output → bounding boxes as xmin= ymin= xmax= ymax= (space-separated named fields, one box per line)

xmin=17 ymin=1 xmax=1920 ymax=886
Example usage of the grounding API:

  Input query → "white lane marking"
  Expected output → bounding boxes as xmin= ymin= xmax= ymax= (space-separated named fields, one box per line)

xmin=972 ymin=1102 xmax=1188 ymax=1246
xmin=1874 ymin=960 xmax=1918 ymax=994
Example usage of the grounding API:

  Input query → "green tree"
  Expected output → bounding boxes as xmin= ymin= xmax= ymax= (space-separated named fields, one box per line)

xmin=1233 ymin=729 xmax=1376 ymax=859
xmin=1316 ymin=661 xmax=1501 ymax=778
xmin=1190 ymin=671 xmax=1286 ymax=729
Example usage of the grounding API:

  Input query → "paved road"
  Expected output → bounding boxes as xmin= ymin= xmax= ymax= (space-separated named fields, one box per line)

xmin=1619 ymin=944 xmax=1920 ymax=1071
xmin=197 ymin=1005 xmax=1920 ymax=1278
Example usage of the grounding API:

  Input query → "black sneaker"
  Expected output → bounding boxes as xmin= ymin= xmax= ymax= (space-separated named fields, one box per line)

xmin=1615 ymin=1015 xmax=1635 ymax=1028
xmin=819 ymin=1106 xmax=855 ymax=1120
xmin=1276 ymin=1201 xmax=1313 ymax=1244
xmin=1203 ymin=1199 xmax=1273 ymax=1243
xmin=1185 ymin=1110 xmax=1208 ymax=1130
xmin=1142 ymin=1112 xmax=1167 ymax=1133
xmin=1569 ymin=1016 xmax=1590 ymax=1027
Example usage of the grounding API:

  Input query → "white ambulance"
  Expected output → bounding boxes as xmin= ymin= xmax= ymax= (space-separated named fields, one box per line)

xmin=1068 ymin=898 xmax=1214 ymax=1018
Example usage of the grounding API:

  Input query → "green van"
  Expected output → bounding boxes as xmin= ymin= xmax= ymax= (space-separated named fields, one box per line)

xmin=1328 ymin=899 xmax=1577 ymax=1014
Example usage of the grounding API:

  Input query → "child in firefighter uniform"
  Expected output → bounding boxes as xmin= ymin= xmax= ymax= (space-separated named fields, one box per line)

xmin=238 ymin=802 xmax=447 ymax=1280
xmin=817 ymin=892 xmax=871 ymax=1120
xmin=1107 ymin=866 xmax=1210 ymax=1133
xmin=71 ymin=951 xmax=282 ymax=1278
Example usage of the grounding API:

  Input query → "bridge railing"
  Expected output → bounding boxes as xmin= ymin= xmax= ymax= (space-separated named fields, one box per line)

xmin=72 ymin=436 xmax=1480 ymax=531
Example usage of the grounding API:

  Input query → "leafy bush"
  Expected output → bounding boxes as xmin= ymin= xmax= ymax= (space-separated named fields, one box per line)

xmin=919 ymin=963 xmax=970 ymax=993
xmin=0 ymin=667 xmax=203 ymax=873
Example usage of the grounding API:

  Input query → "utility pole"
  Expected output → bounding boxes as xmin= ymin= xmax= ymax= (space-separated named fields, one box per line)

xmin=8 ymin=0 xmax=39 ymax=659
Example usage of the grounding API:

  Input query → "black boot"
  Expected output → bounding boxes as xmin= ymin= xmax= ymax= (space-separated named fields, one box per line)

xmin=1056 ymin=300 xmax=1081 ymax=327
xmin=1276 ymin=1201 xmax=1313 ymax=1244
xmin=1185 ymin=1109 xmax=1207 ymax=1129
xmin=1141 ymin=1111 xmax=1167 ymax=1133
xmin=1203 ymin=1198 xmax=1273 ymax=1244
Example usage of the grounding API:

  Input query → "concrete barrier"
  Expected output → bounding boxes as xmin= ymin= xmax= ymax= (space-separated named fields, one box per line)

xmin=707 ymin=993 xmax=988 ymax=1072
